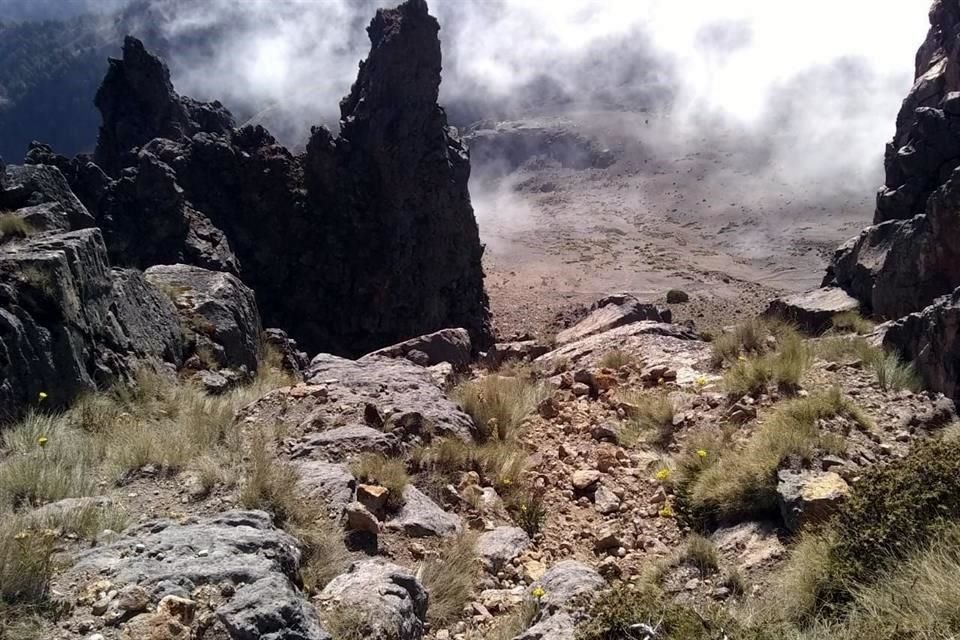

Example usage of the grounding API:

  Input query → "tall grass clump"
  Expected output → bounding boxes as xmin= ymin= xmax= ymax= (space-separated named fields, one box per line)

xmin=618 ymin=390 xmax=676 ymax=447
xmin=830 ymin=312 xmax=875 ymax=336
xmin=452 ymin=374 xmax=547 ymax=442
xmin=723 ymin=330 xmax=810 ymax=398
xmin=0 ymin=214 xmax=31 ymax=240
xmin=350 ymin=453 xmax=410 ymax=510
xmin=420 ymin=534 xmax=478 ymax=625
xmin=599 ymin=348 xmax=635 ymax=370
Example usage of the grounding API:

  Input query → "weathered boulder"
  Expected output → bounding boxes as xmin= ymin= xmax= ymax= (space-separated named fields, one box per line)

xmin=763 ymin=287 xmax=860 ymax=333
xmin=145 ymin=264 xmax=262 ymax=372
xmin=487 ymin=340 xmax=551 ymax=368
xmin=304 ymin=354 xmax=478 ymax=442
xmin=555 ymin=294 xmax=671 ymax=345
xmin=514 ymin=610 xmax=577 ymax=640
xmin=319 ymin=560 xmax=428 ymax=640
xmin=290 ymin=425 xmax=401 ymax=462
xmin=477 ymin=527 xmax=531 ymax=572
xmin=884 ymin=287 xmax=960 ymax=398
xmin=777 ymin=470 xmax=850 ymax=532
xmin=0 ymin=229 xmax=184 ymax=420
xmin=295 ymin=461 xmax=357 ymax=517
xmin=58 ymin=511 xmax=326 ymax=640
xmin=532 ymin=561 xmax=605 ymax=612
xmin=264 ymin=327 xmax=309 ymax=376
xmin=361 ymin=328 xmax=472 ymax=369
xmin=390 ymin=485 xmax=462 ymax=538
xmin=73 ymin=0 xmax=493 ymax=359
xmin=0 ymin=163 xmax=95 ymax=230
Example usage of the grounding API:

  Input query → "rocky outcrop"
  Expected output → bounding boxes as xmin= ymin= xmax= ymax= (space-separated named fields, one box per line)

xmin=555 ymin=294 xmax=671 ymax=345
xmin=361 ymin=328 xmax=473 ymax=369
xmin=62 ymin=0 xmax=492 ymax=359
xmin=825 ymin=2 xmax=960 ymax=318
xmin=389 ymin=485 xmax=462 ymax=537
xmin=145 ymin=264 xmax=262 ymax=372
xmin=777 ymin=470 xmax=850 ymax=532
xmin=0 ymin=228 xmax=184 ymax=420
xmin=58 ymin=511 xmax=328 ymax=640
xmin=1 ymin=163 xmax=95 ymax=230
xmin=884 ymin=287 xmax=960 ymax=398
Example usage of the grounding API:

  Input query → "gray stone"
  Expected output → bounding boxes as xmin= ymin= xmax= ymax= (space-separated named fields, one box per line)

xmin=488 ymin=340 xmax=551 ymax=368
xmin=390 ymin=485 xmax=462 ymax=538
xmin=0 ymin=163 xmax=95 ymax=230
xmin=320 ymin=560 xmax=427 ymax=640
xmin=594 ymin=486 xmax=621 ymax=515
xmin=884 ymin=288 xmax=960 ymax=398
xmin=571 ymin=470 xmax=601 ymax=492
xmin=146 ymin=264 xmax=262 ymax=372
xmin=763 ymin=287 xmax=860 ymax=333
xmin=514 ymin=610 xmax=576 ymax=640
xmin=777 ymin=470 xmax=850 ymax=532
xmin=476 ymin=527 xmax=531 ymax=572
xmin=555 ymin=294 xmax=671 ymax=345
xmin=197 ymin=370 xmax=230 ymax=395
xmin=289 ymin=425 xmax=401 ymax=462
xmin=218 ymin=575 xmax=330 ymax=640
xmin=361 ymin=328 xmax=473 ymax=369
xmin=0 ymin=229 xmax=185 ymax=420
xmin=345 ymin=502 xmax=380 ymax=535
xmin=533 ymin=561 xmax=605 ymax=612
xmin=295 ymin=461 xmax=356 ymax=517
xmin=303 ymin=354 xmax=478 ymax=441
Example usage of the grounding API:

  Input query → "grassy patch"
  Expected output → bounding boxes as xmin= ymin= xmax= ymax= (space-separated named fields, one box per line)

xmin=618 ymin=391 xmax=676 ymax=447
xmin=599 ymin=348 xmax=635 ymax=370
xmin=466 ymin=600 xmax=539 ymax=640
xmin=508 ymin=490 xmax=547 ymax=537
xmin=453 ymin=374 xmax=546 ymax=442
xmin=681 ymin=534 xmax=719 ymax=577
xmin=681 ymin=388 xmax=869 ymax=527
xmin=421 ymin=534 xmax=478 ymax=625
xmin=0 ymin=214 xmax=31 ymax=240
xmin=723 ymin=331 xmax=810 ymax=398
xmin=711 ymin=318 xmax=798 ymax=368
xmin=813 ymin=338 xmax=921 ymax=392
xmin=872 ymin=351 xmax=921 ymax=392
xmin=830 ymin=312 xmax=875 ymax=336
xmin=350 ymin=453 xmax=409 ymax=511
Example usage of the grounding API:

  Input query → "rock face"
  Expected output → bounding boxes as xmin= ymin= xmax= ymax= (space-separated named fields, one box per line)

xmin=884 ymin=287 xmax=960 ymax=398
xmin=555 ymin=294 xmax=671 ymax=345
xmin=145 ymin=264 xmax=262 ymax=372
xmin=825 ymin=2 xmax=960 ymax=318
xmin=61 ymin=0 xmax=492 ymax=359
xmin=361 ymin=328 xmax=473 ymax=369
xmin=763 ymin=287 xmax=860 ymax=333
xmin=319 ymin=560 xmax=428 ymax=640
xmin=59 ymin=511 xmax=328 ymax=640
xmin=0 ymin=228 xmax=184 ymax=420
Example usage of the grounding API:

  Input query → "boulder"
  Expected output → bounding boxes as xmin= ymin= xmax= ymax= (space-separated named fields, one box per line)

xmin=763 ymin=287 xmax=860 ymax=333
xmin=532 ymin=561 xmax=605 ymax=612
xmin=264 ymin=327 xmax=309 ymax=376
xmin=145 ymin=264 xmax=262 ymax=372
xmin=0 ymin=163 xmax=95 ymax=230
xmin=487 ymin=340 xmax=551 ymax=368
xmin=514 ymin=610 xmax=576 ymax=640
xmin=390 ymin=485 xmax=462 ymax=538
xmin=555 ymin=294 xmax=671 ymax=345
xmin=345 ymin=502 xmax=381 ymax=535
xmin=0 ymin=229 xmax=184 ymax=420
xmin=294 ymin=461 xmax=357 ymax=517
xmin=290 ymin=425 xmax=401 ymax=462
xmin=361 ymin=328 xmax=473 ymax=368
xmin=884 ymin=287 xmax=960 ymax=398
xmin=58 ymin=511 xmax=325 ymax=640
xmin=319 ymin=560 xmax=428 ymax=640
xmin=777 ymin=470 xmax=850 ymax=532
xmin=476 ymin=527 xmax=531 ymax=572
xmin=304 ymin=354 xmax=478 ymax=442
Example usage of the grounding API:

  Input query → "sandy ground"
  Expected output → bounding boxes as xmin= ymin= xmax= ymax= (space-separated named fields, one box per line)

xmin=475 ymin=112 xmax=874 ymax=338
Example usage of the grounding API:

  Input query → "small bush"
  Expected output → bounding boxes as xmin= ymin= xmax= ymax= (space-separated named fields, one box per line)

xmin=710 ymin=318 xmax=789 ymax=367
xmin=681 ymin=534 xmax=719 ymax=577
xmin=240 ymin=437 xmax=303 ymax=524
xmin=294 ymin=514 xmax=351 ymax=594
xmin=830 ymin=312 xmax=875 ymax=336
xmin=350 ymin=453 xmax=409 ymax=511
xmin=508 ymin=490 xmax=547 ymax=537
xmin=599 ymin=348 xmax=635 ymax=370
xmin=724 ymin=331 xmax=810 ymax=398
xmin=872 ymin=351 xmax=921 ymax=392
xmin=453 ymin=375 xmax=547 ymax=441
xmin=682 ymin=388 xmax=869 ymax=527
xmin=618 ymin=391 xmax=676 ymax=447
xmin=420 ymin=534 xmax=478 ymax=625
xmin=813 ymin=336 xmax=878 ymax=364
xmin=667 ymin=289 xmax=690 ymax=304
xmin=0 ymin=214 xmax=31 ymax=240
xmin=413 ymin=437 xmax=530 ymax=495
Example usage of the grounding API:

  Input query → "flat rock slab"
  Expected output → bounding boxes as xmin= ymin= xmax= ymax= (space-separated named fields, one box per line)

xmin=533 ymin=560 xmax=605 ymax=612
xmin=763 ymin=287 xmax=860 ymax=334
xmin=58 ymin=511 xmax=325 ymax=640
xmin=477 ymin=526 xmax=531 ymax=572
xmin=777 ymin=470 xmax=850 ymax=532
xmin=389 ymin=485 xmax=462 ymax=538
xmin=294 ymin=460 xmax=356 ymax=517
xmin=289 ymin=424 xmax=400 ymax=462
xmin=555 ymin=294 xmax=671 ymax=345
xmin=320 ymin=560 xmax=427 ymax=640
xmin=361 ymin=327 xmax=472 ymax=369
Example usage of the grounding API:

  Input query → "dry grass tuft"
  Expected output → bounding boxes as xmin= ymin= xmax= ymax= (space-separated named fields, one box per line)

xmin=420 ymin=534 xmax=478 ymax=625
xmin=680 ymin=534 xmax=720 ymax=577
xmin=0 ymin=214 xmax=31 ymax=240
xmin=453 ymin=374 xmax=547 ymax=442
xmin=350 ymin=453 xmax=410 ymax=511
xmin=723 ymin=330 xmax=810 ymax=398
xmin=618 ymin=390 xmax=676 ymax=447
xmin=599 ymin=348 xmax=636 ymax=370
xmin=830 ymin=312 xmax=875 ymax=336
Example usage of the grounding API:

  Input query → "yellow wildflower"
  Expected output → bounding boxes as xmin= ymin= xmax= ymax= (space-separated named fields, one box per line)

xmin=658 ymin=504 xmax=675 ymax=518
xmin=37 ymin=436 xmax=48 ymax=448
xmin=654 ymin=468 xmax=671 ymax=482
xmin=696 ymin=449 xmax=708 ymax=459
xmin=14 ymin=531 xmax=29 ymax=541
xmin=38 ymin=391 xmax=48 ymax=401
xmin=531 ymin=586 xmax=546 ymax=599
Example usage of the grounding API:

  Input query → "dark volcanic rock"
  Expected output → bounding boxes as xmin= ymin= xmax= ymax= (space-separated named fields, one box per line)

xmin=826 ymin=2 xmax=960 ymax=318
xmin=884 ymin=287 xmax=960 ymax=398
xmin=0 ymin=228 xmax=184 ymax=421
xmin=361 ymin=328 xmax=472 ymax=369
xmin=69 ymin=0 xmax=492 ymax=359
xmin=1 ymin=163 xmax=95 ymax=230
xmin=145 ymin=264 xmax=262 ymax=372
